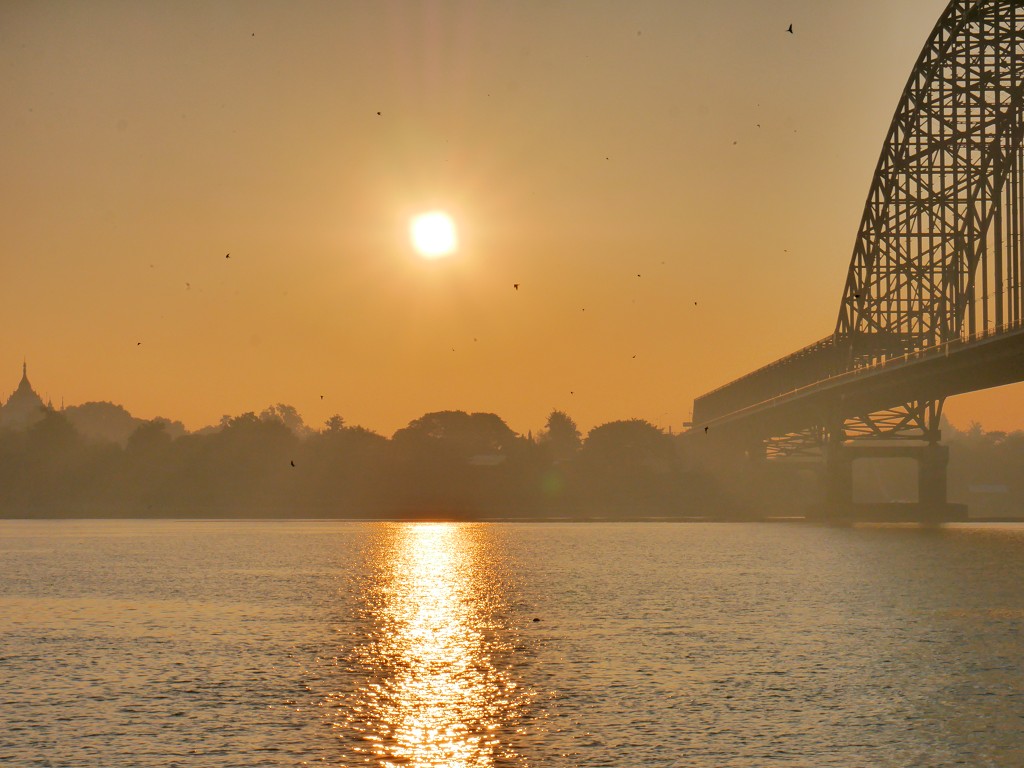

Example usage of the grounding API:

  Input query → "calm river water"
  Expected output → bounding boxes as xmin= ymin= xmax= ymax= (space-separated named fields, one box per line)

xmin=2 ymin=520 xmax=1024 ymax=767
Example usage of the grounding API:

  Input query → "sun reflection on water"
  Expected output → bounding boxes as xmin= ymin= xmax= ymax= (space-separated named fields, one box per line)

xmin=342 ymin=523 xmax=528 ymax=767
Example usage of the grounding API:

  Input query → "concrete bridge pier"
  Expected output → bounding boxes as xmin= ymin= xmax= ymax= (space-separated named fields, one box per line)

xmin=819 ymin=439 xmax=966 ymax=523
xmin=917 ymin=441 xmax=951 ymax=509
xmin=823 ymin=440 xmax=853 ymax=511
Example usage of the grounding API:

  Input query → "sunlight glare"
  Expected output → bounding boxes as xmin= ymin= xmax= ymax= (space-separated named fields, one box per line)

xmin=410 ymin=211 xmax=458 ymax=259
xmin=337 ymin=523 xmax=529 ymax=767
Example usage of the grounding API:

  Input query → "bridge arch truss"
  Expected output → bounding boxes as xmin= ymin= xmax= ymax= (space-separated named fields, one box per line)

xmin=837 ymin=0 xmax=1024 ymax=365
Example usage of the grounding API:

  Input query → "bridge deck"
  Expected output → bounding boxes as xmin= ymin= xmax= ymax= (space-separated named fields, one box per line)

xmin=692 ymin=322 xmax=1024 ymax=438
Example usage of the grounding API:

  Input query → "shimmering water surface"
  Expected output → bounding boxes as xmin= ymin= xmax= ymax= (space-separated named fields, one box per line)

xmin=3 ymin=520 xmax=1024 ymax=767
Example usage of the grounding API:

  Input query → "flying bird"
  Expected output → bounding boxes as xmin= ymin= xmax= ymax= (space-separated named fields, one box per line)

xmin=704 ymin=426 xmax=709 ymax=433
xmin=225 ymin=253 xmax=230 ymax=259
xmin=320 ymin=394 xmax=324 ymax=399
xmin=290 ymin=460 xmax=295 ymax=467
xmin=787 ymin=23 xmax=793 ymax=34
xmin=513 ymin=283 xmax=519 ymax=290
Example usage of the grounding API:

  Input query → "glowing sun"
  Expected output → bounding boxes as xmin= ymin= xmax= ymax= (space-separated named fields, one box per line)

xmin=410 ymin=211 xmax=458 ymax=259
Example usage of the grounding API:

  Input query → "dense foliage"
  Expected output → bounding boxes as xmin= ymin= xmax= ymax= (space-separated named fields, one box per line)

xmin=1 ymin=405 xmax=1019 ymax=519
xmin=0 ymin=406 xmax=724 ymax=519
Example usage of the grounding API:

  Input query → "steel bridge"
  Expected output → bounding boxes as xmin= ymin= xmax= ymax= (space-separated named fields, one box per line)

xmin=690 ymin=0 xmax=1024 ymax=520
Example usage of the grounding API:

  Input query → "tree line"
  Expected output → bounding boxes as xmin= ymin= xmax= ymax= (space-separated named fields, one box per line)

xmin=0 ymin=406 xmax=727 ymax=519
xmin=1 ymin=404 xmax=1020 ymax=519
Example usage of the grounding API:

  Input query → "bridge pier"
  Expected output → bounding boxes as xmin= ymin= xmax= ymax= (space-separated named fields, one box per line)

xmin=819 ymin=440 xmax=965 ymax=523
xmin=824 ymin=440 xmax=853 ymax=510
xmin=918 ymin=442 xmax=950 ymax=509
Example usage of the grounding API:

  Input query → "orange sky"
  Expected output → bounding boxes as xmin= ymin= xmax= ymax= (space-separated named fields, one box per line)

xmin=2 ymin=0 xmax=1019 ymax=436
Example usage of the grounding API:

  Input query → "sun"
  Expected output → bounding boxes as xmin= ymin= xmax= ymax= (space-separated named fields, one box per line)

xmin=410 ymin=211 xmax=458 ymax=259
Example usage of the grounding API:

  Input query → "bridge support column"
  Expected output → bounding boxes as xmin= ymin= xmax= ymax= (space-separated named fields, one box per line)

xmin=824 ymin=440 xmax=853 ymax=511
xmin=918 ymin=441 xmax=950 ymax=509
xmin=816 ymin=439 xmax=964 ymax=522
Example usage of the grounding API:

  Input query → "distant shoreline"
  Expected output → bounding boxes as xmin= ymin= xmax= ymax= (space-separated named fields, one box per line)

xmin=3 ymin=515 xmax=1022 ymax=524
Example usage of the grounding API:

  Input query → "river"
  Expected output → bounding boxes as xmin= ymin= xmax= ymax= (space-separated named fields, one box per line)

xmin=2 ymin=519 xmax=1023 ymax=766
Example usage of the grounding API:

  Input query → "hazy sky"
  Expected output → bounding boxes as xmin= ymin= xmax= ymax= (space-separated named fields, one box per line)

xmin=4 ymin=0 xmax=1016 ymax=436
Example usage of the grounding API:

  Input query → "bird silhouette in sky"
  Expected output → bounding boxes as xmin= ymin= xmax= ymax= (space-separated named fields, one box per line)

xmin=704 ymin=426 xmax=709 ymax=433
xmin=290 ymin=460 xmax=295 ymax=467
xmin=787 ymin=23 xmax=793 ymax=34
xmin=513 ymin=283 xmax=519 ymax=290
xmin=225 ymin=253 xmax=230 ymax=259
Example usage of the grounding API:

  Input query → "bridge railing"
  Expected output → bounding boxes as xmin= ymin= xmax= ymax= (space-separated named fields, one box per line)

xmin=692 ymin=335 xmax=839 ymax=424
xmin=692 ymin=319 xmax=1024 ymax=426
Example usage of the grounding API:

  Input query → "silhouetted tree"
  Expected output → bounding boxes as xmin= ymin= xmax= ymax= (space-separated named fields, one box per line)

xmin=538 ymin=410 xmax=581 ymax=463
xmin=390 ymin=411 xmax=532 ymax=516
xmin=393 ymin=410 xmax=519 ymax=457
xmin=17 ymin=409 xmax=120 ymax=514
xmin=323 ymin=414 xmax=346 ymax=433
xmin=299 ymin=419 xmax=389 ymax=515
xmin=261 ymin=403 xmax=311 ymax=438
xmin=63 ymin=401 xmax=142 ymax=445
xmin=576 ymin=419 xmax=680 ymax=515
xmin=0 ymin=394 xmax=746 ymax=520
xmin=126 ymin=418 xmax=175 ymax=455
xmin=167 ymin=411 xmax=301 ymax=515
xmin=945 ymin=422 xmax=1024 ymax=515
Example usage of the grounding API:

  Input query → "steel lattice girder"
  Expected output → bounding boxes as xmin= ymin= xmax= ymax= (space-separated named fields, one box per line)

xmin=691 ymin=0 xmax=1024 ymax=445
xmin=837 ymin=0 xmax=1024 ymax=358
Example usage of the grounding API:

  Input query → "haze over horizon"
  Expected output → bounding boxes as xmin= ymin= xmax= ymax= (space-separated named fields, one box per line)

xmin=4 ymin=0 xmax=1021 ymax=437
